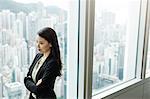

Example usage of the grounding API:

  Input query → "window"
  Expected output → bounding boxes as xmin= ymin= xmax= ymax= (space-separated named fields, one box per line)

xmin=92 ymin=0 xmax=141 ymax=95
xmin=0 ymin=0 xmax=79 ymax=99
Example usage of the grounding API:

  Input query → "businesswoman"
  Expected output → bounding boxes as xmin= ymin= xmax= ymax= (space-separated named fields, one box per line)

xmin=24 ymin=27 xmax=62 ymax=99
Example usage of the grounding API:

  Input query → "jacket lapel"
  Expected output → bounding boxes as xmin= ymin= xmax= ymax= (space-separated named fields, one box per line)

xmin=29 ymin=54 xmax=43 ymax=76
xmin=35 ymin=53 xmax=53 ymax=82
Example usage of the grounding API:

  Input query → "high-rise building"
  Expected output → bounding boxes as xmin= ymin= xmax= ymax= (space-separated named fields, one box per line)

xmin=54 ymin=78 xmax=63 ymax=98
xmin=29 ymin=46 xmax=36 ymax=65
xmin=0 ymin=46 xmax=2 ymax=68
xmin=12 ymin=66 xmax=22 ymax=82
xmin=21 ymin=40 xmax=28 ymax=67
xmin=0 ymin=30 xmax=2 ymax=44
xmin=1 ymin=44 xmax=10 ymax=66
xmin=1 ymin=10 xmax=11 ymax=30
xmin=17 ymin=12 xmax=27 ymax=39
xmin=0 ymin=73 xmax=3 ymax=98
xmin=10 ymin=12 xmax=16 ymax=30
xmin=0 ymin=12 xmax=2 ymax=29
xmin=103 ymin=44 xmax=119 ymax=82
xmin=26 ymin=12 xmax=38 ymax=42
xmin=1 ymin=29 xmax=7 ymax=45
xmin=38 ymin=18 xmax=54 ymax=29
xmin=13 ymin=19 xmax=24 ymax=39
xmin=4 ymin=82 xmax=23 ymax=99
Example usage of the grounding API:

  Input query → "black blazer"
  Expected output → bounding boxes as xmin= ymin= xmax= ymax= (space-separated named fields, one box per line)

xmin=24 ymin=53 xmax=60 ymax=99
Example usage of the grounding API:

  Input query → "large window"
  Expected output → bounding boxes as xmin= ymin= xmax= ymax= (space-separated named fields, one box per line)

xmin=1 ymin=0 xmax=149 ymax=99
xmin=0 ymin=0 xmax=79 ymax=99
xmin=92 ymin=0 xmax=141 ymax=95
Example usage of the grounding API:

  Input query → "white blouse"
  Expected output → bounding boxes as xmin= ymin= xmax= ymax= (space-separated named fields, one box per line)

xmin=31 ymin=56 xmax=47 ymax=98
xmin=32 ymin=57 xmax=47 ymax=82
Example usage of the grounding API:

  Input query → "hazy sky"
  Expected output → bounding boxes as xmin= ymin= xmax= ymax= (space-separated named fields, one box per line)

xmin=96 ymin=0 xmax=140 ymax=24
xmin=13 ymin=0 xmax=69 ymax=10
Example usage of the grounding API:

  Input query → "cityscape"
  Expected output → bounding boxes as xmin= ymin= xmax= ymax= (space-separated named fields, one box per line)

xmin=92 ymin=10 xmax=126 ymax=92
xmin=0 ymin=0 xmax=128 ymax=99
xmin=0 ymin=0 xmax=67 ymax=99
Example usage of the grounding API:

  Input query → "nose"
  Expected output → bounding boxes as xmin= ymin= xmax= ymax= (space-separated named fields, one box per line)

xmin=36 ymin=43 xmax=40 ymax=48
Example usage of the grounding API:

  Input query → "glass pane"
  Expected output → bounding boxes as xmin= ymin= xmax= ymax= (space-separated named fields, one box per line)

xmin=92 ymin=0 xmax=141 ymax=95
xmin=0 ymin=0 xmax=79 ymax=99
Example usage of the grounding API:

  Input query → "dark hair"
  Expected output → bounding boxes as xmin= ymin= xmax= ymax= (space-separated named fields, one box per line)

xmin=37 ymin=27 xmax=62 ymax=76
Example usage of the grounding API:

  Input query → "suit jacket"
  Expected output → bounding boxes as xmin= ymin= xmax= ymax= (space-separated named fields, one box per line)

xmin=24 ymin=53 xmax=60 ymax=99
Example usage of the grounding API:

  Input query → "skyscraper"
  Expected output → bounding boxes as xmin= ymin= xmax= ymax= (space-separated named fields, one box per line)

xmin=4 ymin=82 xmax=22 ymax=99
xmin=29 ymin=46 xmax=36 ymax=65
xmin=0 ymin=73 xmax=3 ymax=98
xmin=1 ymin=10 xmax=11 ymax=30
xmin=17 ymin=12 xmax=27 ymax=39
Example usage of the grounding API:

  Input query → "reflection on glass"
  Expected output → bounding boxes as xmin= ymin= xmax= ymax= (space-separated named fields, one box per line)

xmin=92 ymin=0 xmax=140 ymax=94
xmin=0 ymin=0 xmax=69 ymax=99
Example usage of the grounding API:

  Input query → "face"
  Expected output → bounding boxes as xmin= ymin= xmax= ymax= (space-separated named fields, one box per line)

xmin=36 ymin=35 xmax=52 ymax=54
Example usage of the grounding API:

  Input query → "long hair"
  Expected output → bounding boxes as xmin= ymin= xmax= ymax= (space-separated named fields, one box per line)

xmin=37 ymin=27 xmax=62 ymax=76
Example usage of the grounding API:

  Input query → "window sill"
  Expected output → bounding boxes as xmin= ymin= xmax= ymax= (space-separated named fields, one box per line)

xmin=92 ymin=79 xmax=142 ymax=99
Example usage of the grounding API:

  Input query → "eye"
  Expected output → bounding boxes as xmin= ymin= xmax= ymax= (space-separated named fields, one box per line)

xmin=39 ymin=41 xmax=44 ymax=44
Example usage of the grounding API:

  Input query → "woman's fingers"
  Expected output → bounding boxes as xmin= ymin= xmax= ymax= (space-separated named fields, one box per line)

xmin=36 ymin=79 xmax=42 ymax=86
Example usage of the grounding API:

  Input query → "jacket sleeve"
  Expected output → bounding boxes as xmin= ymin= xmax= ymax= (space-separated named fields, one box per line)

xmin=24 ymin=77 xmax=38 ymax=94
xmin=24 ymin=60 xmax=59 ymax=95
xmin=24 ymin=53 xmax=41 ymax=94
xmin=37 ymin=61 xmax=59 ymax=94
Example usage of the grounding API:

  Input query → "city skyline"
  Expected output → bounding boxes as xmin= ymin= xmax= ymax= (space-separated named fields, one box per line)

xmin=0 ymin=0 xmax=130 ymax=98
xmin=0 ymin=2 xmax=67 ymax=98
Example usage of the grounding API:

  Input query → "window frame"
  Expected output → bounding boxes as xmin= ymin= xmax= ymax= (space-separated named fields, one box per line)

xmin=78 ymin=0 xmax=148 ymax=99
xmin=143 ymin=0 xmax=150 ymax=78
xmin=78 ymin=0 xmax=95 ymax=99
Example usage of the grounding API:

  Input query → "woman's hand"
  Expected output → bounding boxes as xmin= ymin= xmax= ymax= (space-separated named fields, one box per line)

xmin=36 ymin=79 xmax=42 ymax=86
xmin=27 ymin=75 xmax=31 ymax=78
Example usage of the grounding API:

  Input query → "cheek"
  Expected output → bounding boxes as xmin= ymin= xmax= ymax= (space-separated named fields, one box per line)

xmin=43 ymin=44 xmax=51 ymax=51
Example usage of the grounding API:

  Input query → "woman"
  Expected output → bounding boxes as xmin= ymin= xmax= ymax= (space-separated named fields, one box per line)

xmin=24 ymin=27 xmax=62 ymax=99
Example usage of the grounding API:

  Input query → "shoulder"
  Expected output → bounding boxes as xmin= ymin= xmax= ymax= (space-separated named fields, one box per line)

xmin=46 ymin=58 xmax=59 ymax=69
xmin=35 ymin=53 xmax=43 ymax=58
xmin=45 ymin=57 xmax=61 ymax=76
xmin=47 ymin=58 xmax=57 ymax=66
xmin=31 ymin=53 xmax=43 ymax=64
